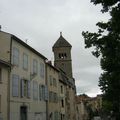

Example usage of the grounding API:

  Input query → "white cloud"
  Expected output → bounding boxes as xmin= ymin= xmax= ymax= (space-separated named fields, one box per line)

xmin=0 ymin=0 xmax=109 ymax=96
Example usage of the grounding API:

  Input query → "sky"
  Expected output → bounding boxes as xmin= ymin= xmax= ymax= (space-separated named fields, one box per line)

xmin=0 ymin=0 xmax=110 ymax=97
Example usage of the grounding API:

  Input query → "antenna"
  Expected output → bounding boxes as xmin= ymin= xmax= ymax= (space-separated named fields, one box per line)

xmin=25 ymin=39 xmax=28 ymax=44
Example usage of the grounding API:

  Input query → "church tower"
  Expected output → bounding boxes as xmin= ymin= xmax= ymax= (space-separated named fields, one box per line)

xmin=52 ymin=32 xmax=73 ymax=78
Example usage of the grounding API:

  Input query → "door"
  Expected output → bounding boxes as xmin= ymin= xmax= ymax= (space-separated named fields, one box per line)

xmin=20 ymin=106 xmax=27 ymax=120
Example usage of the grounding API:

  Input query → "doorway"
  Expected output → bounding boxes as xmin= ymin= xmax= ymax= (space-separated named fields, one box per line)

xmin=20 ymin=106 xmax=27 ymax=120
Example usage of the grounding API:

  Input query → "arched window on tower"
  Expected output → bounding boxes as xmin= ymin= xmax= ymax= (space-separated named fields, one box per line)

xmin=59 ymin=53 xmax=67 ymax=59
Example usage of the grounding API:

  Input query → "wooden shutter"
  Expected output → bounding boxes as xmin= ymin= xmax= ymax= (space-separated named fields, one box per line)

xmin=27 ymin=80 xmax=31 ymax=98
xmin=12 ymin=74 xmax=19 ymax=97
xmin=44 ymin=85 xmax=48 ymax=101
xmin=21 ymin=79 xmax=24 ymax=97
xmin=39 ymin=85 xmax=42 ymax=100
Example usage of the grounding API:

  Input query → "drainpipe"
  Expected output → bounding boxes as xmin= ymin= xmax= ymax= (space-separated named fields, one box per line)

xmin=45 ymin=62 xmax=48 ymax=120
xmin=7 ymin=67 xmax=11 ymax=120
xmin=7 ymin=35 xmax=13 ymax=120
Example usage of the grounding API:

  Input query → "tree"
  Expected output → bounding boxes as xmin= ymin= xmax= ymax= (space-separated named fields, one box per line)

xmin=82 ymin=0 xmax=120 ymax=119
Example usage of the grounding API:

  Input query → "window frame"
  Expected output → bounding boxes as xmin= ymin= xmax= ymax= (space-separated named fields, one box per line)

xmin=23 ymin=53 xmax=28 ymax=70
xmin=33 ymin=59 xmax=38 ymax=75
xmin=21 ymin=79 xmax=31 ymax=98
xmin=12 ymin=47 xmax=19 ymax=66
xmin=33 ymin=81 xmax=38 ymax=100
xmin=49 ymin=75 xmax=52 ymax=86
xmin=12 ymin=74 xmax=19 ymax=97
xmin=53 ymin=78 xmax=57 ymax=87
xmin=40 ymin=62 xmax=45 ymax=79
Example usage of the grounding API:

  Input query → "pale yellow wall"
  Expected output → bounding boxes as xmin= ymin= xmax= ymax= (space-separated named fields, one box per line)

xmin=0 ymin=66 xmax=9 ymax=120
xmin=0 ymin=32 xmax=11 ymax=62
xmin=59 ymin=81 xmax=66 ymax=115
xmin=68 ymin=87 xmax=76 ymax=120
xmin=10 ymin=38 xmax=46 ymax=120
xmin=76 ymin=102 xmax=89 ymax=120
xmin=47 ymin=64 xmax=59 ymax=119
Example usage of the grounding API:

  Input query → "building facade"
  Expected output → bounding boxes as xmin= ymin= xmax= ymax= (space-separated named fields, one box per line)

xmin=76 ymin=94 xmax=102 ymax=120
xmin=46 ymin=62 xmax=59 ymax=120
xmin=0 ymin=31 xmax=48 ymax=120
xmin=0 ymin=60 xmax=11 ymax=120
xmin=52 ymin=33 xmax=76 ymax=120
xmin=0 ymin=31 xmax=77 ymax=120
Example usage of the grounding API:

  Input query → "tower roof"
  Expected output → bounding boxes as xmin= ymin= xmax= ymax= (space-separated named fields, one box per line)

xmin=53 ymin=32 xmax=72 ymax=48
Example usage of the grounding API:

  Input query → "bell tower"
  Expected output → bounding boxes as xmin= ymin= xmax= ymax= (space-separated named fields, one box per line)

xmin=52 ymin=32 xmax=73 ymax=78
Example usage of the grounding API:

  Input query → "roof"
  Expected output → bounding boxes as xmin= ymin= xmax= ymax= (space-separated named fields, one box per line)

xmin=11 ymin=35 xmax=47 ymax=60
xmin=46 ymin=61 xmax=59 ymax=72
xmin=0 ymin=59 xmax=11 ymax=67
xmin=0 ymin=31 xmax=47 ymax=60
xmin=53 ymin=32 xmax=72 ymax=48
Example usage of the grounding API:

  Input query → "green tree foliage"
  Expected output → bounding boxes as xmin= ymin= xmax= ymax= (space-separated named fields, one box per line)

xmin=82 ymin=0 xmax=120 ymax=118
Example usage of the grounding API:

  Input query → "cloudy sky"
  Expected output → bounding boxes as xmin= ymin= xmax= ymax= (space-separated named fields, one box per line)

xmin=0 ymin=0 xmax=109 ymax=97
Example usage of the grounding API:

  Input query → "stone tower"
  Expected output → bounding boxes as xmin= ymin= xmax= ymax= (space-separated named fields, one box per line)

xmin=52 ymin=32 xmax=73 ymax=78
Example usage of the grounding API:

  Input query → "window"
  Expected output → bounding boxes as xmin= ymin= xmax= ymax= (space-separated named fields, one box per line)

xmin=23 ymin=53 xmax=28 ymax=70
xmin=39 ymin=85 xmax=47 ymax=101
xmin=54 ymin=111 xmax=59 ymax=120
xmin=50 ymin=75 xmax=52 ymax=86
xmin=41 ymin=85 xmax=45 ymax=100
xmin=54 ymin=93 xmax=58 ymax=103
xmin=39 ymin=85 xmax=42 ymax=100
xmin=0 ymin=68 xmax=2 ymax=83
xmin=21 ymin=79 xmax=30 ymax=98
xmin=12 ymin=47 xmax=19 ymax=66
xmin=40 ymin=62 xmax=45 ymax=78
xmin=53 ymin=78 xmax=57 ymax=87
xmin=61 ymin=99 xmax=64 ymax=107
xmin=33 ymin=59 xmax=38 ymax=74
xmin=12 ymin=74 xmax=19 ymax=97
xmin=59 ymin=53 xmax=67 ymax=59
xmin=61 ymin=85 xmax=63 ymax=94
xmin=0 ymin=95 xmax=1 ymax=113
xmin=49 ymin=91 xmax=57 ymax=103
xmin=33 ymin=81 xmax=38 ymax=100
xmin=49 ymin=91 xmax=52 ymax=102
xmin=44 ymin=85 xmax=48 ymax=101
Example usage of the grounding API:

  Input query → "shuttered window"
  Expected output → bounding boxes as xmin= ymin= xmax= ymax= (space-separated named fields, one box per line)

xmin=53 ymin=78 xmax=57 ymax=87
xmin=12 ymin=74 xmax=19 ymax=97
xmin=54 ymin=111 xmax=59 ymax=120
xmin=33 ymin=81 xmax=38 ymax=100
xmin=40 ymin=62 xmax=45 ymax=78
xmin=23 ymin=53 xmax=28 ymax=70
xmin=33 ymin=59 xmax=38 ymax=74
xmin=27 ymin=81 xmax=31 ymax=98
xmin=44 ymin=85 xmax=48 ymax=101
xmin=39 ymin=85 xmax=42 ymax=100
xmin=41 ymin=85 xmax=45 ymax=100
xmin=49 ymin=91 xmax=52 ymax=102
xmin=12 ymin=47 xmax=19 ymax=66
xmin=21 ymin=79 xmax=31 ymax=98
xmin=50 ymin=75 xmax=52 ymax=86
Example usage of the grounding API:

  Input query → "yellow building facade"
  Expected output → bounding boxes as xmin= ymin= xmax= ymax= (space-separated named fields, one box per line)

xmin=46 ymin=62 xmax=59 ymax=120
xmin=0 ymin=60 xmax=11 ymax=120
xmin=0 ymin=31 xmax=47 ymax=120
